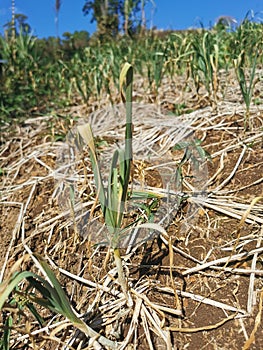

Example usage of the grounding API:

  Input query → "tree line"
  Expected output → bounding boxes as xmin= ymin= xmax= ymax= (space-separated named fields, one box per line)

xmin=2 ymin=0 xmax=155 ymax=40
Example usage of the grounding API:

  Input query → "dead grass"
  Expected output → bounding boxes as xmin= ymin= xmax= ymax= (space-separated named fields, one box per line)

xmin=0 ymin=70 xmax=263 ymax=349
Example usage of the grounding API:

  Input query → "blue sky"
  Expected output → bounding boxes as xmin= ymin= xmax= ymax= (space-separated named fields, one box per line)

xmin=0 ymin=0 xmax=262 ymax=38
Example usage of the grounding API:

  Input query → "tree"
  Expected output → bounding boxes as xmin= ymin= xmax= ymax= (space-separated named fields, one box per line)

xmin=62 ymin=30 xmax=90 ymax=54
xmin=123 ymin=0 xmax=141 ymax=35
xmin=82 ymin=0 xmax=151 ymax=38
xmin=83 ymin=0 xmax=122 ymax=38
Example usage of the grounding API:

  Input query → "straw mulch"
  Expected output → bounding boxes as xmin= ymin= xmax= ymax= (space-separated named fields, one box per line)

xmin=1 ymin=72 xmax=263 ymax=349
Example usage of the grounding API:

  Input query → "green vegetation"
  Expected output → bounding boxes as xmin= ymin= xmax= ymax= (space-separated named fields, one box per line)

xmin=77 ymin=63 xmax=135 ymax=303
xmin=77 ymin=63 xmax=165 ymax=304
xmin=0 ymin=14 xmax=262 ymax=123
xmin=0 ymin=254 xmax=119 ymax=349
xmin=1 ymin=5 xmax=263 ymax=349
xmin=0 ymin=63 xmax=166 ymax=349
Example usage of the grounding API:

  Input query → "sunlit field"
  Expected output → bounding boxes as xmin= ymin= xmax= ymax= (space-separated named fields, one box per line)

xmin=1 ymin=15 xmax=263 ymax=350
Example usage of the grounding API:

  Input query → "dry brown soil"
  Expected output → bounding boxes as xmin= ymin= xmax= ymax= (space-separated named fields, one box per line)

xmin=1 ymin=75 xmax=263 ymax=349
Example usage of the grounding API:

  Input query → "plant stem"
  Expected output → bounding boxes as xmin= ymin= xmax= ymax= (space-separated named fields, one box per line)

xmin=113 ymin=247 xmax=133 ymax=306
